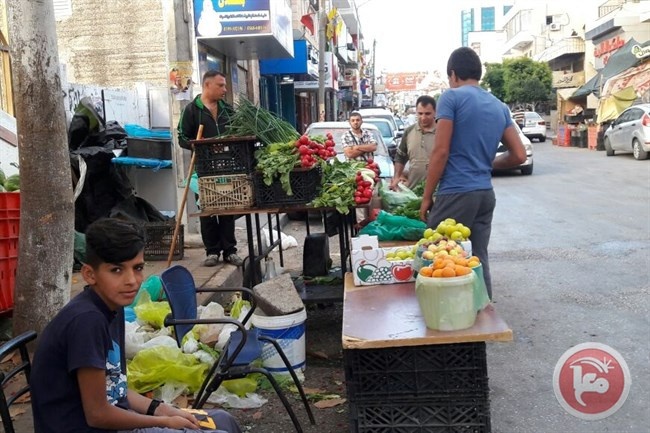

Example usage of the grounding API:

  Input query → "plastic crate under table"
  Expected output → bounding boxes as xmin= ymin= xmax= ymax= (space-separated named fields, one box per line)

xmin=349 ymin=394 xmax=491 ymax=433
xmin=144 ymin=222 xmax=184 ymax=261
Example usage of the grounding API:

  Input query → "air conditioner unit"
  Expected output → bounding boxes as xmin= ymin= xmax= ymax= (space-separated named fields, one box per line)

xmin=549 ymin=22 xmax=561 ymax=31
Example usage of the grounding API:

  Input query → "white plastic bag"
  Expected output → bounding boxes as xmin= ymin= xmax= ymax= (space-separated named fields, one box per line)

xmin=194 ymin=302 xmax=226 ymax=345
xmin=262 ymin=228 xmax=298 ymax=251
xmin=206 ymin=386 xmax=268 ymax=409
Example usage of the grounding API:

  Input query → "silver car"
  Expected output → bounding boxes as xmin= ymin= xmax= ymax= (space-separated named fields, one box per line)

xmin=513 ymin=111 xmax=547 ymax=142
xmin=604 ymin=103 xmax=650 ymax=160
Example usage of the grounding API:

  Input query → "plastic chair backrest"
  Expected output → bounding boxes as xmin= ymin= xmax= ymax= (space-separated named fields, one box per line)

xmin=160 ymin=265 xmax=199 ymax=346
xmin=0 ymin=330 xmax=37 ymax=433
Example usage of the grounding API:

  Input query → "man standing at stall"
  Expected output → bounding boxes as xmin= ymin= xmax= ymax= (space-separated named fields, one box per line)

xmin=178 ymin=70 xmax=243 ymax=267
xmin=390 ymin=95 xmax=437 ymax=190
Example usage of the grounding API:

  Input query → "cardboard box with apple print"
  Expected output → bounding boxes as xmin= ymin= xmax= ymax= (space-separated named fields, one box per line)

xmin=352 ymin=235 xmax=416 ymax=286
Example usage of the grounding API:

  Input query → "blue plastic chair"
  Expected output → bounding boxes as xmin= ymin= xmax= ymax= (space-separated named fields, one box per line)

xmin=160 ymin=265 xmax=315 ymax=432
xmin=0 ymin=331 xmax=37 ymax=433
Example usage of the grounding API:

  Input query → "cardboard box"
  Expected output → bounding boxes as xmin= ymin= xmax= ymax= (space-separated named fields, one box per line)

xmin=351 ymin=235 xmax=416 ymax=286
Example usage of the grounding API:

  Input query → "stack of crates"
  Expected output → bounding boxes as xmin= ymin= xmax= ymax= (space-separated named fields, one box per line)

xmin=344 ymin=342 xmax=491 ymax=432
xmin=193 ymin=136 xmax=260 ymax=211
xmin=0 ymin=192 xmax=20 ymax=314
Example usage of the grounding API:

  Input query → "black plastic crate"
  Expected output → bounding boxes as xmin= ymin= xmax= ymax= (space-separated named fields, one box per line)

xmin=253 ymin=166 xmax=322 ymax=207
xmin=127 ymin=138 xmax=172 ymax=160
xmin=344 ymin=343 xmax=488 ymax=400
xmin=192 ymin=136 xmax=262 ymax=177
xmin=349 ymin=395 xmax=491 ymax=433
xmin=144 ymin=222 xmax=184 ymax=261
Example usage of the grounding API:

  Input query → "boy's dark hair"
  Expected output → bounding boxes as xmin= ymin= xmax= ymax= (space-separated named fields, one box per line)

xmin=202 ymin=70 xmax=226 ymax=84
xmin=416 ymin=95 xmax=437 ymax=110
xmin=447 ymin=47 xmax=482 ymax=81
xmin=84 ymin=218 xmax=145 ymax=268
xmin=349 ymin=111 xmax=362 ymax=119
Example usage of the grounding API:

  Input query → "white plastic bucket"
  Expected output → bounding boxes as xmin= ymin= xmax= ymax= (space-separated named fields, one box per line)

xmin=251 ymin=308 xmax=307 ymax=374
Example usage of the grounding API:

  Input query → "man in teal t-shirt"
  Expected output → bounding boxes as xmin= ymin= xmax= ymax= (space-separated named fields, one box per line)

xmin=420 ymin=47 xmax=527 ymax=298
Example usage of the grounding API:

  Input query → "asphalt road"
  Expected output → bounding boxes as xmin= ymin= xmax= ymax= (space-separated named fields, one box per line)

xmin=487 ymin=143 xmax=649 ymax=432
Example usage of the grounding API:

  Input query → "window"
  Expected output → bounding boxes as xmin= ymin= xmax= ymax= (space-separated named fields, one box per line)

xmin=461 ymin=9 xmax=475 ymax=47
xmin=481 ymin=7 xmax=495 ymax=31
xmin=503 ymin=5 xmax=512 ymax=15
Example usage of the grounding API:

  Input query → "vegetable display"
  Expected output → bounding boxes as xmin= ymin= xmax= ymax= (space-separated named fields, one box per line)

xmin=310 ymin=159 xmax=368 ymax=214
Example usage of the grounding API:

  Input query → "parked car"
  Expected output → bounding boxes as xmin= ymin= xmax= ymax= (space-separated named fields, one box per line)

xmin=357 ymin=108 xmax=398 ymax=132
xmin=305 ymin=121 xmax=394 ymax=178
xmin=603 ymin=103 xmax=650 ymax=160
xmin=362 ymin=117 xmax=398 ymax=160
xmin=512 ymin=111 xmax=546 ymax=142
xmin=493 ymin=121 xmax=534 ymax=175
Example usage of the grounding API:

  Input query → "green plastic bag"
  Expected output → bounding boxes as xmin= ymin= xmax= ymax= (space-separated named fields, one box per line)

xmin=359 ymin=210 xmax=426 ymax=241
xmin=133 ymin=296 xmax=171 ymax=329
xmin=130 ymin=275 xmax=165 ymax=307
xmin=379 ymin=180 xmax=419 ymax=212
xmin=127 ymin=346 xmax=208 ymax=393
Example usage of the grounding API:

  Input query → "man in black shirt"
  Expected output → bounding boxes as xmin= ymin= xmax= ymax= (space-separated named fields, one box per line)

xmin=178 ymin=71 xmax=243 ymax=267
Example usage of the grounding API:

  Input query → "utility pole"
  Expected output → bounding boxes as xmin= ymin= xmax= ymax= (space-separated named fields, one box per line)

xmin=370 ymin=38 xmax=376 ymax=106
xmin=318 ymin=0 xmax=328 ymax=121
xmin=7 ymin=0 xmax=74 ymax=337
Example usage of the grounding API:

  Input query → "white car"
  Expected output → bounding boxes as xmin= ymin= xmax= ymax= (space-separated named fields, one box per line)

xmin=513 ymin=111 xmax=546 ymax=142
xmin=603 ymin=103 xmax=650 ymax=160
xmin=494 ymin=121 xmax=534 ymax=175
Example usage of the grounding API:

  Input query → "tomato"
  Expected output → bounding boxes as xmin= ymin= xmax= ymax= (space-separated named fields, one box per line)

xmin=366 ymin=157 xmax=374 ymax=165
xmin=299 ymin=135 xmax=310 ymax=145
xmin=363 ymin=188 xmax=373 ymax=198
xmin=299 ymin=145 xmax=310 ymax=155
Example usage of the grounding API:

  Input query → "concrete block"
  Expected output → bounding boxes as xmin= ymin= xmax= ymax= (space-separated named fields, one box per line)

xmin=253 ymin=273 xmax=304 ymax=316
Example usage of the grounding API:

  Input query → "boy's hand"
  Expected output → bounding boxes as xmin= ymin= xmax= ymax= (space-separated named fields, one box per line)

xmin=164 ymin=415 xmax=201 ymax=429
xmin=157 ymin=404 xmax=200 ymax=425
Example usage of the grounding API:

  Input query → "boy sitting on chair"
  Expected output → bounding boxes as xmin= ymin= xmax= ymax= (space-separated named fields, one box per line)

xmin=30 ymin=218 xmax=242 ymax=433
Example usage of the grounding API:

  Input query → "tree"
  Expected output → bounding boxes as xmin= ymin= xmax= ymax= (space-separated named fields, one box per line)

xmin=503 ymin=57 xmax=552 ymax=111
xmin=7 ymin=1 xmax=74 ymax=337
xmin=480 ymin=63 xmax=506 ymax=101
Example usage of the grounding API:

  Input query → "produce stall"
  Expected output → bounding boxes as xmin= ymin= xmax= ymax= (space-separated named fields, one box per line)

xmin=188 ymin=99 xmax=385 ymax=302
xmin=342 ymin=272 xmax=512 ymax=431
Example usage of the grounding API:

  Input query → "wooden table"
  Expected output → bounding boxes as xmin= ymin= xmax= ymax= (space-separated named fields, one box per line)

xmin=342 ymin=273 xmax=512 ymax=432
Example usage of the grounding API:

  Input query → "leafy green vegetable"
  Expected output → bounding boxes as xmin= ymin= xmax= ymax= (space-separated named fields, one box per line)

xmin=254 ymin=141 xmax=301 ymax=195
xmin=310 ymin=159 xmax=367 ymax=214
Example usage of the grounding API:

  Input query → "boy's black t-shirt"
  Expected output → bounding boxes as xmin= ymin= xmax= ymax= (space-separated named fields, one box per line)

xmin=31 ymin=287 xmax=128 ymax=433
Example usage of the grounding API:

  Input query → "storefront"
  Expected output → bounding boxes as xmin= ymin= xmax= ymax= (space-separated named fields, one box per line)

xmin=260 ymin=41 xmax=338 ymax=133
xmin=192 ymin=0 xmax=293 ymax=103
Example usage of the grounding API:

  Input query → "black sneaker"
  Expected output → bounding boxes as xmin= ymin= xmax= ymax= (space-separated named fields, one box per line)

xmin=223 ymin=253 xmax=244 ymax=266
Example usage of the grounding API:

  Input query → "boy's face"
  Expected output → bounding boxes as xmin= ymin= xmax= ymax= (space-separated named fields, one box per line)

xmin=81 ymin=252 xmax=146 ymax=311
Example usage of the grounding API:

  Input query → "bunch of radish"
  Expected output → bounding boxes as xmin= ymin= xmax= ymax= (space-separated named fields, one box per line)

xmin=295 ymin=133 xmax=337 ymax=168
xmin=354 ymin=159 xmax=381 ymax=205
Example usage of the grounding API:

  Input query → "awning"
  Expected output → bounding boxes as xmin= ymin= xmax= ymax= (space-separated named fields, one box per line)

xmin=572 ymin=37 xmax=649 ymax=98
xmin=601 ymin=60 xmax=650 ymax=97
xmin=596 ymin=87 xmax=638 ymax=123
xmin=558 ymin=88 xmax=579 ymax=100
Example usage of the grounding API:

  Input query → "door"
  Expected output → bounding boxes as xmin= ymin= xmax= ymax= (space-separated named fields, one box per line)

xmin=618 ymin=108 xmax=643 ymax=151
xmin=609 ymin=110 xmax=633 ymax=151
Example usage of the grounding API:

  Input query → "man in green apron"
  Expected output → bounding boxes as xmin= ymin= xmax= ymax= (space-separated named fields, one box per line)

xmin=390 ymin=95 xmax=437 ymax=190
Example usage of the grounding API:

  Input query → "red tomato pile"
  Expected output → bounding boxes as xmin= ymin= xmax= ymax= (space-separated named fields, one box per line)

xmin=295 ymin=133 xmax=337 ymax=168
